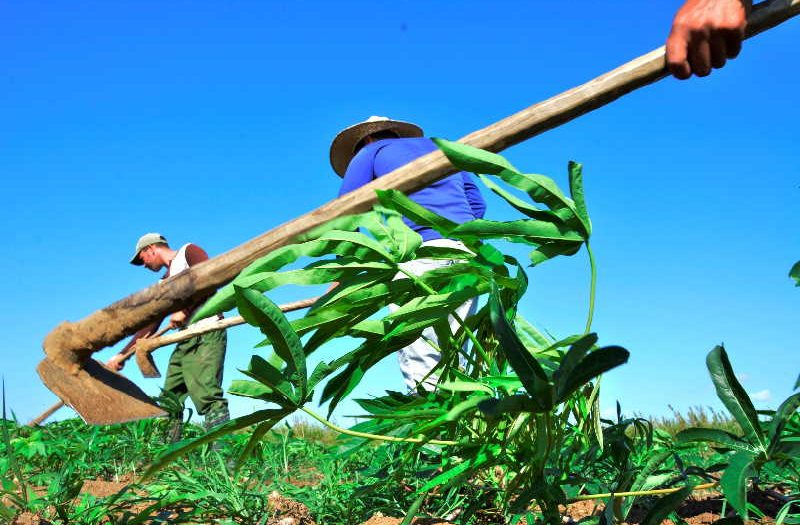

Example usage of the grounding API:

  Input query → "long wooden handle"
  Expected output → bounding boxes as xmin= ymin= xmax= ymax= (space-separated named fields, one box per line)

xmin=134 ymin=297 xmax=319 ymax=355
xmin=41 ymin=0 xmax=800 ymax=372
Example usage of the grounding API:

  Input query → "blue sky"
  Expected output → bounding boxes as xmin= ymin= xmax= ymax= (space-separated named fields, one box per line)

xmin=2 ymin=1 xmax=797 ymax=425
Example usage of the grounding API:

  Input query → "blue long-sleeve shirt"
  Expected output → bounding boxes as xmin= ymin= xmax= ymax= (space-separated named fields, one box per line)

xmin=338 ymin=137 xmax=487 ymax=241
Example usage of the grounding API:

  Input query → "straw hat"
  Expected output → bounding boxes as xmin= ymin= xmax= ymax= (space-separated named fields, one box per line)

xmin=329 ymin=116 xmax=423 ymax=177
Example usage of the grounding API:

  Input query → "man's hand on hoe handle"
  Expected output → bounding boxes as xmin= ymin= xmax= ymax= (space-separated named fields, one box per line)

xmin=105 ymin=325 xmax=171 ymax=372
xmin=667 ymin=0 xmax=752 ymax=79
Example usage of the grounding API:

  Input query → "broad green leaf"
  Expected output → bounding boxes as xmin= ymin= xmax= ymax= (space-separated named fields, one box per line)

xmin=307 ymin=361 xmax=334 ymax=392
xmin=720 ymin=451 xmax=756 ymax=518
xmin=640 ymin=486 xmax=694 ymax=525
xmin=553 ymin=333 xmax=598 ymax=386
xmin=514 ymin=315 xmax=553 ymax=351
xmin=767 ymin=392 xmax=800 ymax=449
xmin=706 ymin=346 xmax=764 ymax=448
xmin=433 ymin=138 xmax=519 ymax=175
xmin=529 ymin=241 xmax=583 ymax=266
xmin=451 ymin=219 xmax=584 ymax=245
xmin=630 ymin=450 xmax=673 ymax=491
xmin=555 ymin=345 xmax=629 ymax=403
xmin=676 ymin=428 xmax=754 ymax=453
xmin=228 ymin=379 xmax=273 ymax=399
xmin=368 ymin=206 xmax=423 ymax=262
xmin=567 ymin=161 xmax=592 ymax=236
xmin=491 ymin=169 xmax=587 ymax=236
xmin=477 ymin=174 xmax=566 ymax=224
xmin=239 ymin=355 xmax=295 ymax=403
xmin=488 ymin=286 xmax=553 ymax=410
xmin=235 ymin=286 xmax=307 ymax=401
xmin=376 ymin=189 xmax=459 ymax=237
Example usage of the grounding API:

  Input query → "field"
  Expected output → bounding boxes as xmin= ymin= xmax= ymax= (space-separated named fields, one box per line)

xmin=4 ymin=144 xmax=799 ymax=524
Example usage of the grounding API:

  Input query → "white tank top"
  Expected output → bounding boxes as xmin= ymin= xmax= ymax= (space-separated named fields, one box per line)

xmin=168 ymin=244 xmax=219 ymax=329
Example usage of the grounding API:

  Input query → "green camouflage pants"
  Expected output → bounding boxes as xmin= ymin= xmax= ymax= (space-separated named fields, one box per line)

xmin=163 ymin=329 xmax=229 ymax=428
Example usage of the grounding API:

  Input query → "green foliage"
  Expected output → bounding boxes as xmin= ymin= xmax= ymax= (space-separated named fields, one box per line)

xmin=790 ymin=260 xmax=800 ymax=286
xmin=677 ymin=345 xmax=800 ymax=519
xmin=17 ymin=143 xmax=797 ymax=523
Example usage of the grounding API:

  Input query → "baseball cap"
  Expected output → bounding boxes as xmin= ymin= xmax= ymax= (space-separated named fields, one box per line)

xmin=130 ymin=233 xmax=168 ymax=265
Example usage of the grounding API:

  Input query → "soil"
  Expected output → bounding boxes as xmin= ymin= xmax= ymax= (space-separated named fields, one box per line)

xmin=10 ymin=477 xmax=789 ymax=525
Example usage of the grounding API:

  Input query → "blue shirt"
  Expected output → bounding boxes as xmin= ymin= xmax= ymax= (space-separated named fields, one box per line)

xmin=338 ymin=137 xmax=487 ymax=241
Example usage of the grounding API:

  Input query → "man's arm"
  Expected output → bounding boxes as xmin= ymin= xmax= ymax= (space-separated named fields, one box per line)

xmin=106 ymin=320 xmax=161 ymax=371
xmin=462 ymin=173 xmax=487 ymax=219
xmin=666 ymin=0 xmax=752 ymax=79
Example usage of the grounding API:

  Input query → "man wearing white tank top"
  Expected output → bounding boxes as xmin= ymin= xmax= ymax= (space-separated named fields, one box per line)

xmin=107 ymin=233 xmax=229 ymax=440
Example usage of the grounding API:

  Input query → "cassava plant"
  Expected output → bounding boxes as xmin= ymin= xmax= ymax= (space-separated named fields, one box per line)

xmin=677 ymin=345 xmax=800 ymax=519
xmin=143 ymin=141 xmax=633 ymax=523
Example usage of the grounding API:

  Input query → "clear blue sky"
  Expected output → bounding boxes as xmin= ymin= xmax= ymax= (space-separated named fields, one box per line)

xmin=2 ymin=1 xmax=797 ymax=425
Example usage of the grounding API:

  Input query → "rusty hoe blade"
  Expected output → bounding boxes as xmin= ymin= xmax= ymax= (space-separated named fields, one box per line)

xmin=37 ymin=357 xmax=166 ymax=425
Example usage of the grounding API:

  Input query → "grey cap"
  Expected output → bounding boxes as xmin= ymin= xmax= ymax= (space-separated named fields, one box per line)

xmin=130 ymin=232 xmax=168 ymax=265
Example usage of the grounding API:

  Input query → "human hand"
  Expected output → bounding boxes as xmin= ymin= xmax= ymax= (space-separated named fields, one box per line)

xmin=106 ymin=353 xmax=127 ymax=372
xmin=169 ymin=311 xmax=188 ymax=329
xmin=666 ymin=0 xmax=749 ymax=79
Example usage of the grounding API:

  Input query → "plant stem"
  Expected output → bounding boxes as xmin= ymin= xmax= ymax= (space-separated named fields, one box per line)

xmin=397 ymin=266 xmax=490 ymax=363
xmin=569 ymin=481 xmax=717 ymax=502
xmin=583 ymin=241 xmax=597 ymax=335
xmin=299 ymin=406 xmax=459 ymax=446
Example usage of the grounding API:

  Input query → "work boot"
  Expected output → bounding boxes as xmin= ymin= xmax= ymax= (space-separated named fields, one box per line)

xmin=203 ymin=407 xmax=230 ymax=431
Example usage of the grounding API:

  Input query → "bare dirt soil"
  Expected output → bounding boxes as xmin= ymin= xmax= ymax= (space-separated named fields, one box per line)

xmin=11 ymin=478 xmax=788 ymax=525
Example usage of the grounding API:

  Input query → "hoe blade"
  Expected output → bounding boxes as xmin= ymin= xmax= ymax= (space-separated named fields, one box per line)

xmin=37 ymin=357 xmax=166 ymax=425
xmin=135 ymin=347 xmax=162 ymax=379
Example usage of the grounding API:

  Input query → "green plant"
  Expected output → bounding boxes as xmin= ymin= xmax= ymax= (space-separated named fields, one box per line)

xmin=677 ymin=345 xmax=800 ymax=519
xmin=138 ymin=142 xmax=640 ymax=524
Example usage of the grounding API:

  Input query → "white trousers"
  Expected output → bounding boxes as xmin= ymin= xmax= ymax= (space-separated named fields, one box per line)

xmin=389 ymin=239 xmax=477 ymax=392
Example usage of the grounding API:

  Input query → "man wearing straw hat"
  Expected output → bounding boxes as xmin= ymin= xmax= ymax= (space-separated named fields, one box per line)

xmin=329 ymin=116 xmax=487 ymax=392
xmin=107 ymin=233 xmax=230 ymax=439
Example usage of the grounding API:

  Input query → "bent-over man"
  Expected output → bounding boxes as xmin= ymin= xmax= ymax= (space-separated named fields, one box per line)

xmin=108 ymin=233 xmax=229 ymax=439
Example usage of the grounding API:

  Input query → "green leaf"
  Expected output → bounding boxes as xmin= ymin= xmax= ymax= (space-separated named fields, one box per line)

xmin=767 ymin=392 xmax=800 ymax=449
xmin=419 ymin=448 xmax=493 ymax=493
xmin=477 ymin=174 xmax=566 ymax=224
xmin=376 ymin=189 xmax=459 ymax=237
xmin=720 ymin=451 xmax=756 ymax=518
xmin=488 ymin=285 xmax=553 ymax=410
xmin=142 ymin=408 xmax=289 ymax=480
xmin=706 ymin=345 xmax=764 ymax=448
xmin=451 ymin=219 xmax=584 ymax=245
xmin=789 ymin=260 xmax=800 ymax=286
xmin=640 ymin=486 xmax=694 ymax=525
xmin=676 ymin=428 xmax=754 ymax=453
xmin=235 ymin=286 xmax=307 ymax=402
xmin=490 ymin=169 xmax=587 ymax=236
xmin=478 ymin=395 xmax=538 ymax=418
xmin=232 ymin=420 xmax=275 ymax=472
xmin=433 ymin=138 xmax=519 ymax=175
xmin=438 ymin=380 xmax=494 ymax=395
xmin=567 ymin=161 xmax=592 ymax=236
xmin=228 ymin=379 xmax=273 ymax=399
xmin=529 ymin=241 xmax=583 ymax=266
xmin=554 ymin=344 xmax=629 ymax=403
